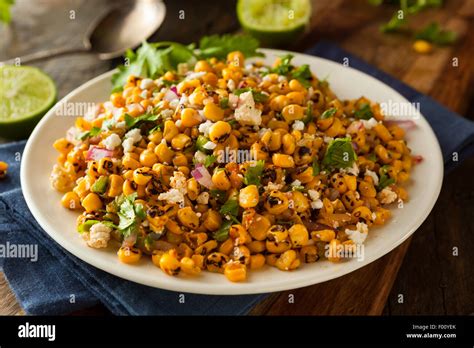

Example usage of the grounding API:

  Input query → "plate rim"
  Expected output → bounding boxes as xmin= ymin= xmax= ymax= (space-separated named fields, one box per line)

xmin=20 ymin=48 xmax=444 ymax=295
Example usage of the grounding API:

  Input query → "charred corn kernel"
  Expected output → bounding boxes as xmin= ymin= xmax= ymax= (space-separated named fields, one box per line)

xmin=311 ymin=229 xmax=336 ymax=242
xmin=203 ymin=209 xmax=222 ymax=231
xmin=282 ymin=133 xmax=296 ymax=154
xmin=352 ymin=206 xmax=374 ymax=225
xmin=175 ymin=207 xmax=199 ymax=229
xmin=195 ymin=240 xmax=218 ymax=255
xmin=173 ymin=152 xmax=188 ymax=167
xmin=122 ymin=179 xmax=137 ymax=196
xmin=239 ymin=185 xmax=259 ymax=208
xmin=209 ymin=121 xmax=231 ymax=143
xmin=81 ymin=192 xmax=102 ymax=212
xmin=272 ymin=153 xmax=295 ymax=168
xmin=264 ymin=190 xmax=289 ymax=214
xmin=139 ymin=150 xmax=158 ymax=167
xmin=212 ymin=169 xmax=231 ymax=190
xmin=133 ymin=167 xmax=153 ymax=185
xmin=327 ymin=239 xmax=342 ymax=262
xmin=181 ymin=108 xmax=201 ymax=127
xmin=122 ymin=154 xmax=141 ymax=170
xmin=282 ymin=104 xmax=304 ymax=122
xmin=61 ymin=191 xmax=81 ymax=210
xmin=413 ymin=39 xmax=433 ymax=54
xmin=171 ymin=133 xmax=191 ymax=150
xmin=219 ymin=238 xmax=234 ymax=255
xmin=248 ymin=214 xmax=271 ymax=241
xmin=247 ymin=240 xmax=266 ymax=253
xmin=187 ymin=178 xmax=200 ymax=200
xmin=203 ymin=102 xmax=224 ymax=121
xmin=97 ymin=158 xmax=116 ymax=175
xmin=288 ymin=224 xmax=309 ymax=248
xmin=229 ymin=224 xmax=251 ymax=245
xmin=325 ymin=117 xmax=344 ymax=137
xmin=249 ymin=254 xmax=266 ymax=269
xmin=180 ymin=257 xmax=201 ymax=276
xmin=154 ymin=142 xmax=175 ymax=164
xmin=118 ymin=247 xmax=142 ymax=264
xmin=160 ymin=251 xmax=181 ymax=275
xmin=261 ymin=130 xmax=282 ymax=151
xmin=374 ymin=123 xmax=393 ymax=142
xmin=53 ymin=138 xmax=73 ymax=154
xmin=224 ymin=262 xmax=247 ymax=282
xmin=227 ymin=51 xmax=244 ymax=68
xmin=300 ymin=245 xmax=319 ymax=263
xmin=206 ymin=252 xmax=229 ymax=273
xmin=359 ymin=180 xmax=377 ymax=198
xmin=191 ymin=254 xmax=205 ymax=269
xmin=293 ymin=165 xmax=313 ymax=183
xmin=375 ymin=144 xmax=392 ymax=164
xmin=276 ymin=250 xmax=300 ymax=271
xmin=266 ymin=254 xmax=279 ymax=267
xmin=373 ymin=207 xmax=391 ymax=225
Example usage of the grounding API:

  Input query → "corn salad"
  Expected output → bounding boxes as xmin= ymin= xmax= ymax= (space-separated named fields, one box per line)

xmin=50 ymin=51 xmax=416 ymax=282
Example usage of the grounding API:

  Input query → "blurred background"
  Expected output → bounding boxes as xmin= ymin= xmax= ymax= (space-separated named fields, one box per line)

xmin=0 ymin=0 xmax=473 ymax=316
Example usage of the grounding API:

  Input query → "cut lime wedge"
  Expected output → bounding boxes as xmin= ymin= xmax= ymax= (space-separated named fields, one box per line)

xmin=237 ymin=0 xmax=311 ymax=47
xmin=0 ymin=65 xmax=56 ymax=139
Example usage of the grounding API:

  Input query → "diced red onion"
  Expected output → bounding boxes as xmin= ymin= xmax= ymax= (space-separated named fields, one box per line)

xmin=164 ymin=88 xmax=178 ymax=102
xmin=385 ymin=120 xmax=417 ymax=130
xmin=347 ymin=121 xmax=364 ymax=133
xmin=412 ymin=155 xmax=424 ymax=164
xmin=122 ymin=233 xmax=137 ymax=248
xmin=170 ymin=86 xmax=178 ymax=95
xmin=86 ymin=146 xmax=114 ymax=161
xmin=191 ymin=163 xmax=214 ymax=189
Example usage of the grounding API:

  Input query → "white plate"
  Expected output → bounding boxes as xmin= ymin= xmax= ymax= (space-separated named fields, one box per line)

xmin=21 ymin=49 xmax=443 ymax=295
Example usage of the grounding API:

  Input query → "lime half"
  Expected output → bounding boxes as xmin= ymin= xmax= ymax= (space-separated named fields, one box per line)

xmin=0 ymin=65 xmax=56 ymax=139
xmin=237 ymin=0 xmax=311 ymax=47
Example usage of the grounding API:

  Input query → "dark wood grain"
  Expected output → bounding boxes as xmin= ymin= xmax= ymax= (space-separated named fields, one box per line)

xmin=0 ymin=0 xmax=473 ymax=316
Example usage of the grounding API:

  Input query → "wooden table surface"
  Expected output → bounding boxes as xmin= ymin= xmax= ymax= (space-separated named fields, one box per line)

xmin=1 ymin=0 xmax=473 ymax=316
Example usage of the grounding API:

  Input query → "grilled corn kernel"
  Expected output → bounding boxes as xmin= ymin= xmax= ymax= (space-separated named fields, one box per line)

xmin=133 ymin=167 xmax=153 ymax=185
xmin=163 ymin=120 xmax=179 ymax=142
xmin=272 ymin=153 xmax=295 ymax=168
xmin=282 ymin=104 xmax=304 ymax=122
xmin=249 ymin=254 xmax=266 ymax=269
xmin=139 ymin=150 xmax=158 ymax=167
xmin=413 ymin=39 xmax=433 ymax=54
xmin=61 ymin=191 xmax=81 ymax=210
xmin=81 ymin=192 xmax=102 ymax=212
xmin=276 ymin=250 xmax=301 ymax=271
xmin=154 ymin=142 xmax=175 ymax=164
xmin=264 ymin=190 xmax=289 ymax=214
xmin=239 ymin=185 xmax=259 ymax=208
xmin=171 ymin=133 xmax=191 ymax=151
xmin=288 ymin=224 xmax=309 ymax=248
xmin=209 ymin=121 xmax=231 ymax=143
xmin=160 ymin=251 xmax=181 ymax=275
xmin=118 ymin=246 xmax=142 ymax=264
xmin=212 ymin=169 xmax=231 ymax=190
xmin=203 ymin=102 xmax=225 ymax=121
xmin=248 ymin=214 xmax=271 ymax=241
xmin=203 ymin=209 xmax=222 ymax=231
xmin=177 ymin=207 xmax=200 ymax=229
xmin=206 ymin=252 xmax=230 ymax=273
xmin=180 ymin=257 xmax=201 ymax=276
xmin=311 ymin=229 xmax=336 ymax=242
xmin=224 ymin=262 xmax=247 ymax=282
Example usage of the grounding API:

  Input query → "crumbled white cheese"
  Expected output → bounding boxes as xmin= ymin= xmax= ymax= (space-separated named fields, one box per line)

xmin=361 ymin=117 xmax=378 ymax=130
xmin=170 ymin=171 xmax=187 ymax=194
xmin=140 ymin=78 xmax=154 ymax=90
xmin=161 ymin=109 xmax=174 ymax=118
xmin=291 ymin=179 xmax=302 ymax=187
xmin=126 ymin=103 xmax=144 ymax=116
xmin=158 ymin=189 xmax=184 ymax=205
xmin=169 ymin=99 xmax=180 ymax=108
xmin=103 ymin=133 xmax=121 ymax=151
xmin=345 ymin=222 xmax=369 ymax=245
xmin=86 ymin=223 xmax=112 ymax=248
xmin=227 ymin=79 xmax=236 ymax=91
xmin=262 ymin=75 xmax=272 ymax=82
xmin=292 ymin=120 xmax=305 ymax=131
xmin=115 ymin=121 xmax=126 ymax=129
xmin=308 ymin=189 xmax=323 ymax=210
xmin=194 ymin=151 xmax=207 ymax=164
xmin=278 ymin=75 xmax=287 ymax=82
xmin=379 ymin=187 xmax=397 ymax=204
xmin=323 ymin=136 xmax=334 ymax=143
xmin=185 ymin=71 xmax=206 ymax=80
xmin=125 ymin=128 xmax=142 ymax=143
xmin=265 ymin=182 xmax=284 ymax=192
xmin=365 ymin=169 xmax=379 ymax=186
xmin=198 ymin=120 xmax=214 ymax=137
xmin=122 ymin=138 xmax=135 ymax=153
xmin=140 ymin=90 xmax=148 ymax=99
xmin=310 ymin=200 xmax=323 ymax=210
xmin=203 ymin=141 xmax=217 ymax=150
xmin=342 ymin=162 xmax=359 ymax=176
xmin=196 ymin=192 xmax=210 ymax=205
xmin=234 ymin=91 xmax=262 ymax=126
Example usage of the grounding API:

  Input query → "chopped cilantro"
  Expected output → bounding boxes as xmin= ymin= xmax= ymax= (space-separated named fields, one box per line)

xmin=320 ymin=108 xmax=337 ymax=120
xmin=354 ymin=103 xmax=373 ymax=120
xmin=322 ymin=137 xmax=358 ymax=170
xmin=243 ymin=160 xmax=265 ymax=186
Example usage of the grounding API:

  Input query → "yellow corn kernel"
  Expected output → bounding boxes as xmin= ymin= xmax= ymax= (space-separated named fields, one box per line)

xmin=219 ymin=238 xmax=234 ymax=255
xmin=61 ymin=191 xmax=81 ymax=210
xmin=291 ymin=191 xmax=310 ymax=213
xmin=239 ymin=185 xmax=259 ymax=208
xmin=413 ymin=40 xmax=433 ymax=54
xmin=53 ymin=138 xmax=74 ymax=154
xmin=209 ymin=121 xmax=231 ymax=143
xmin=264 ymin=190 xmax=289 ymax=214
xmin=81 ymin=192 xmax=102 ymax=213
xmin=159 ymin=251 xmax=181 ymax=276
xmin=344 ymin=174 xmax=357 ymax=191
xmin=275 ymin=250 xmax=301 ymax=271
xmin=311 ymin=229 xmax=336 ymax=242
xmin=227 ymin=51 xmax=244 ymax=68
xmin=289 ymin=79 xmax=305 ymax=91
xmin=195 ymin=240 xmax=218 ymax=255
xmin=180 ymin=108 xmax=201 ymax=127
xmin=224 ymin=262 xmax=247 ymax=282
xmin=212 ymin=169 xmax=231 ymax=190
xmin=117 ymin=247 xmax=142 ymax=264
xmin=248 ymin=214 xmax=271 ymax=241
xmin=194 ymin=60 xmax=213 ymax=73
xmin=247 ymin=240 xmax=266 ymax=253
xmin=203 ymin=102 xmax=225 ymax=122
xmin=154 ymin=142 xmax=175 ymax=164
xmin=163 ymin=120 xmax=179 ymax=142
xmin=249 ymin=254 xmax=266 ymax=270
xmin=177 ymin=207 xmax=200 ymax=229
xmin=272 ymin=153 xmax=295 ymax=168
xmin=352 ymin=206 xmax=374 ymax=225
xmin=270 ymin=95 xmax=290 ymax=111
xmin=374 ymin=123 xmax=393 ymax=142
xmin=300 ymin=245 xmax=319 ymax=263
xmin=180 ymin=257 xmax=201 ymax=276
xmin=281 ymin=104 xmax=304 ymax=122
xmin=139 ymin=150 xmax=158 ymax=167
xmin=133 ymin=167 xmax=153 ymax=185
xmin=286 ymin=91 xmax=305 ymax=105
xmin=122 ymin=154 xmax=141 ymax=170
xmin=171 ymin=133 xmax=191 ymax=151
xmin=282 ymin=133 xmax=296 ymax=154
xmin=288 ymin=224 xmax=309 ymax=248
xmin=202 ymin=209 xmax=222 ymax=231
xmin=206 ymin=252 xmax=230 ymax=273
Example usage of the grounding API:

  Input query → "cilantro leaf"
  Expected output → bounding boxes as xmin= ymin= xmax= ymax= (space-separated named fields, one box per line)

xmin=322 ymin=137 xmax=358 ymax=170
xmin=291 ymin=64 xmax=312 ymax=88
xmin=312 ymin=157 xmax=320 ymax=176
xmin=196 ymin=135 xmax=211 ymax=153
xmin=213 ymin=220 xmax=233 ymax=242
xmin=116 ymin=193 xmax=144 ymax=238
xmin=378 ymin=174 xmax=395 ymax=190
xmin=204 ymin=155 xmax=217 ymax=168
xmin=354 ymin=103 xmax=373 ymax=120
xmin=219 ymin=97 xmax=229 ymax=109
xmin=209 ymin=189 xmax=227 ymax=204
xmin=415 ymin=22 xmax=457 ymax=45
xmin=198 ymin=34 xmax=263 ymax=60
xmin=271 ymin=54 xmax=294 ymax=75
xmin=233 ymin=88 xmax=268 ymax=103
xmin=303 ymin=101 xmax=314 ymax=125
xmin=219 ymin=197 xmax=239 ymax=218
xmin=243 ymin=160 xmax=265 ymax=186
xmin=124 ymin=113 xmax=160 ymax=128
xmin=320 ymin=108 xmax=337 ymax=120
xmin=78 ymin=127 xmax=101 ymax=140
xmin=91 ymin=176 xmax=109 ymax=194
xmin=77 ymin=220 xmax=117 ymax=234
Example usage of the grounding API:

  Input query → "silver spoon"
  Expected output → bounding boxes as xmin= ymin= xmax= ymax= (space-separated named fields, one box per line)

xmin=1 ymin=0 xmax=166 ymax=65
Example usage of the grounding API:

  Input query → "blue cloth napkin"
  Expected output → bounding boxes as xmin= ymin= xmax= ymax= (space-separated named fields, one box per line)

xmin=1 ymin=42 xmax=474 ymax=315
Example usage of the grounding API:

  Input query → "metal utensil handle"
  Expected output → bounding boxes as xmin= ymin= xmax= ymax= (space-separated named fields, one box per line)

xmin=0 ymin=46 xmax=90 ymax=66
